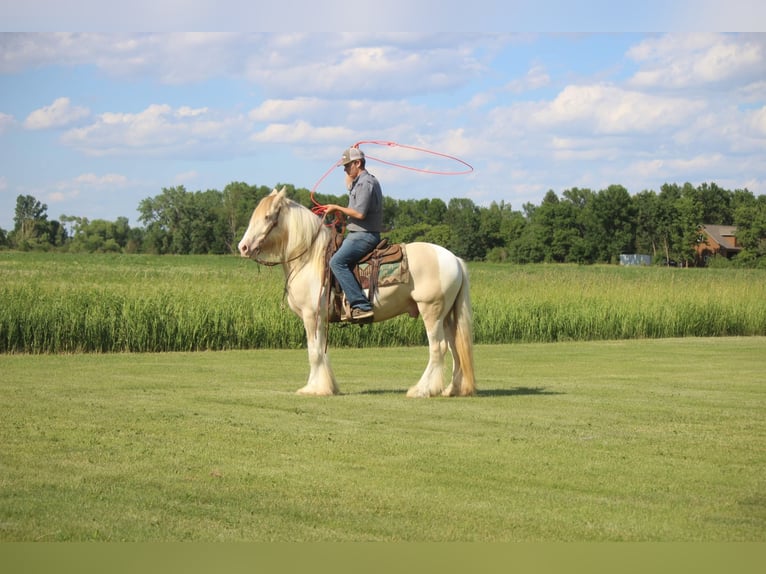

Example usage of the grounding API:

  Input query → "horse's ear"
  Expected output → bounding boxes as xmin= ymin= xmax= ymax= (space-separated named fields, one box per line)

xmin=269 ymin=187 xmax=280 ymax=196
xmin=276 ymin=187 xmax=287 ymax=202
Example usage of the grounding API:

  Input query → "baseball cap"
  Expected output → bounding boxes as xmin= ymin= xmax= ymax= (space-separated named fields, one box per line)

xmin=340 ymin=147 xmax=364 ymax=165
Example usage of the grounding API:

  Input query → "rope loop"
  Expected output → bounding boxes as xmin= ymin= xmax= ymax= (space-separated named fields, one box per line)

xmin=310 ymin=140 xmax=473 ymax=223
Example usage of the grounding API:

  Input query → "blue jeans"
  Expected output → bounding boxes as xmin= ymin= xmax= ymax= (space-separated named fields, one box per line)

xmin=330 ymin=231 xmax=380 ymax=311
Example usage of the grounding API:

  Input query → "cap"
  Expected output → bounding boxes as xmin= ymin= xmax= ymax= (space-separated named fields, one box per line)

xmin=340 ymin=147 xmax=364 ymax=165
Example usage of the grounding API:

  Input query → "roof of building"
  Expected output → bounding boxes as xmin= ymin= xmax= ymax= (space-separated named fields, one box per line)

xmin=701 ymin=224 xmax=741 ymax=251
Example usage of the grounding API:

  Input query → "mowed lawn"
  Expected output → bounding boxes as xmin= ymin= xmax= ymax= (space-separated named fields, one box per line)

xmin=0 ymin=338 xmax=764 ymax=541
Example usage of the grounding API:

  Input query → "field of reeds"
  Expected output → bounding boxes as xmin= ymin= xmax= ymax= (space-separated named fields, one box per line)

xmin=1 ymin=252 xmax=765 ymax=353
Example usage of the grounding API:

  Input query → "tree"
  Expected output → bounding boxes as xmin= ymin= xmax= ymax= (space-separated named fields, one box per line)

xmin=11 ymin=194 xmax=66 ymax=250
xmin=696 ymin=182 xmax=733 ymax=225
xmin=561 ymin=188 xmax=595 ymax=263
xmin=588 ymin=185 xmax=636 ymax=264
xmin=633 ymin=190 xmax=661 ymax=257
xmin=508 ymin=192 xmax=560 ymax=263
xmin=676 ymin=183 xmax=704 ymax=266
xmin=138 ymin=186 xmax=197 ymax=254
xmin=446 ymin=198 xmax=483 ymax=260
xmin=481 ymin=201 xmax=525 ymax=262
xmin=222 ymin=181 xmax=254 ymax=254
xmin=64 ymin=216 xmax=133 ymax=253
xmin=13 ymin=194 xmax=48 ymax=248
xmin=734 ymin=194 xmax=766 ymax=262
xmin=519 ymin=190 xmax=586 ymax=263
xmin=656 ymin=184 xmax=683 ymax=264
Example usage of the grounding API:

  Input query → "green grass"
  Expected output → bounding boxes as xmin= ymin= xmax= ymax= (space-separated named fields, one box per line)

xmin=1 ymin=252 xmax=766 ymax=352
xmin=1 ymin=338 xmax=764 ymax=541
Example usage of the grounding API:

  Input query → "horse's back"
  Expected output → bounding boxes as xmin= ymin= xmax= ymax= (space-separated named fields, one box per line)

xmin=403 ymin=242 xmax=464 ymax=301
xmin=406 ymin=241 xmax=463 ymax=277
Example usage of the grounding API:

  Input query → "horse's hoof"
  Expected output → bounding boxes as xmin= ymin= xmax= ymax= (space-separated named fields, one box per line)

xmin=295 ymin=386 xmax=336 ymax=396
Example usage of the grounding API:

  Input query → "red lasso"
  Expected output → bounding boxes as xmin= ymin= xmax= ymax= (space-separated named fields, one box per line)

xmin=310 ymin=140 xmax=473 ymax=221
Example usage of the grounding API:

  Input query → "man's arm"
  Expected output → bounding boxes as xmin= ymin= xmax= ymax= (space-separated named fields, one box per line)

xmin=324 ymin=204 xmax=365 ymax=220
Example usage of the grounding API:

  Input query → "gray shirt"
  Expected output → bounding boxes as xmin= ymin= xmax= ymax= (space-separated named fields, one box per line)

xmin=346 ymin=170 xmax=383 ymax=233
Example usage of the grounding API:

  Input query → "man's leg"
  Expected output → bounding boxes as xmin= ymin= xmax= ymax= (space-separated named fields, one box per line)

xmin=330 ymin=232 xmax=379 ymax=312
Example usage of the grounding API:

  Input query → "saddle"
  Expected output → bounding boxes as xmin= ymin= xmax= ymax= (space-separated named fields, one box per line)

xmin=324 ymin=231 xmax=410 ymax=323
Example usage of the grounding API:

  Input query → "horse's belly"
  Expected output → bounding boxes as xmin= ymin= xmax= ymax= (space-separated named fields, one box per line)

xmin=374 ymin=283 xmax=419 ymax=320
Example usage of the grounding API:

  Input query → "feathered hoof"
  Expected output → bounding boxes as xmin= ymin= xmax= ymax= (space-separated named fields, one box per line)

xmin=407 ymin=386 xmax=433 ymax=398
xmin=295 ymin=385 xmax=337 ymax=396
xmin=442 ymin=383 xmax=476 ymax=397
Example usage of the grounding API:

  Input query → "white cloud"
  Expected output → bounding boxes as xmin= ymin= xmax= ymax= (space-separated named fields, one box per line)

xmin=1 ymin=33 xmax=488 ymax=97
xmin=250 ymin=120 xmax=351 ymax=145
xmin=0 ymin=112 xmax=15 ymax=133
xmin=0 ymin=32 xmax=255 ymax=83
xmin=504 ymin=64 xmax=551 ymax=93
xmin=245 ymin=41 xmax=481 ymax=99
xmin=486 ymin=84 xmax=706 ymax=142
xmin=177 ymin=106 xmax=209 ymax=118
xmin=23 ymin=97 xmax=90 ymax=130
xmin=173 ymin=171 xmax=199 ymax=184
xmin=628 ymin=153 xmax=725 ymax=181
xmin=47 ymin=190 xmax=80 ymax=203
xmin=749 ymin=105 xmax=766 ymax=136
xmin=535 ymin=84 xmax=706 ymax=135
xmin=249 ymin=98 xmax=325 ymax=123
xmin=627 ymin=33 xmax=766 ymax=90
xmin=73 ymin=173 xmax=128 ymax=186
xmin=61 ymin=104 xmax=249 ymax=156
xmin=46 ymin=173 xmax=129 ymax=204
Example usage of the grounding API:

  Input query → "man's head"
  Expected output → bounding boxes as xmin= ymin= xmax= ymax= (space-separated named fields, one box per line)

xmin=341 ymin=147 xmax=365 ymax=173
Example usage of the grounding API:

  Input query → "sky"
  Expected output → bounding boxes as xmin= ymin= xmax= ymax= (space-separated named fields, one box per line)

xmin=1 ymin=4 xmax=765 ymax=232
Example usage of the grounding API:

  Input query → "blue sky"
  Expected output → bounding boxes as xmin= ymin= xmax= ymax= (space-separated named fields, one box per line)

xmin=1 ymin=6 xmax=765 ymax=231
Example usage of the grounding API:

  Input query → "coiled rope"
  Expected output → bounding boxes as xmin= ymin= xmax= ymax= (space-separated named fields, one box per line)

xmin=310 ymin=140 xmax=473 ymax=221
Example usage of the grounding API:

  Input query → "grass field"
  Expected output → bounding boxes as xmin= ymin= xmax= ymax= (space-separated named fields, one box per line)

xmin=1 ymin=252 xmax=766 ymax=352
xmin=1 ymin=338 xmax=764 ymax=541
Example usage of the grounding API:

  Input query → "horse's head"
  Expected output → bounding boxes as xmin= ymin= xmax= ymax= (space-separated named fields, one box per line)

xmin=238 ymin=186 xmax=288 ymax=259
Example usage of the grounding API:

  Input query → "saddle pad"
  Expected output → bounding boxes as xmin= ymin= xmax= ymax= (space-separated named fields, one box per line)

xmin=356 ymin=256 xmax=410 ymax=290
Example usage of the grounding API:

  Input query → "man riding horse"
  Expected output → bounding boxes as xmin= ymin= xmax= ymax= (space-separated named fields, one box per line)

xmin=323 ymin=147 xmax=384 ymax=323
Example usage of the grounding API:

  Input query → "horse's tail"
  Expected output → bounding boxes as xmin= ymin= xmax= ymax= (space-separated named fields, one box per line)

xmin=452 ymin=257 xmax=477 ymax=396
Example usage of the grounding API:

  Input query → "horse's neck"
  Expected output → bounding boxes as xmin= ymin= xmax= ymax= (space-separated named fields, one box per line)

xmin=282 ymin=223 xmax=330 ymax=285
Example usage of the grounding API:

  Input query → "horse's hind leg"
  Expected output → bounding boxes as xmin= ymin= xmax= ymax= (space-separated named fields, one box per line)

xmin=441 ymin=314 xmax=464 ymax=397
xmin=407 ymin=307 xmax=447 ymax=398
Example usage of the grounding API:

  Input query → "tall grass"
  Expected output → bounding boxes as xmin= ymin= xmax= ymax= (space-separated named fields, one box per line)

xmin=471 ymin=264 xmax=766 ymax=342
xmin=1 ymin=252 xmax=765 ymax=353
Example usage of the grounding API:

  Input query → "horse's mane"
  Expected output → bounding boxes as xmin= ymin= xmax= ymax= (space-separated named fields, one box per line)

xmin=279 ymin=197 xmax=330 ymax=266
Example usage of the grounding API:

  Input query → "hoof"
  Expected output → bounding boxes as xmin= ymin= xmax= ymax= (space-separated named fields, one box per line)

xmin=296 ymin=385 xmax=336 ymax=396
xmin=406 ymin=386 xmax=430 ymax=398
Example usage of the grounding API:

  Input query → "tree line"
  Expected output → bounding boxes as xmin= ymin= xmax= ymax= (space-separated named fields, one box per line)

xmin=3 ymin=180 xmax=765 ymax=267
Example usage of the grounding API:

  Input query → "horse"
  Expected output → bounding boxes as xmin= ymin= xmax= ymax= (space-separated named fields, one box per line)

xmin=237 ymin=187 xmax=476 ymax=398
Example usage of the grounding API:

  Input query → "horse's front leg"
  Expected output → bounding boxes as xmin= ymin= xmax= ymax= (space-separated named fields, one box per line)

xmin=295 ymin=311 xmax=339 ymax=396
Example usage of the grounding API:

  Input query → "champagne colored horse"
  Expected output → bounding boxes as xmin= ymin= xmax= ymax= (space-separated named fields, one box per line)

xmin=238 ymin=187 xmax=476 ymax=398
